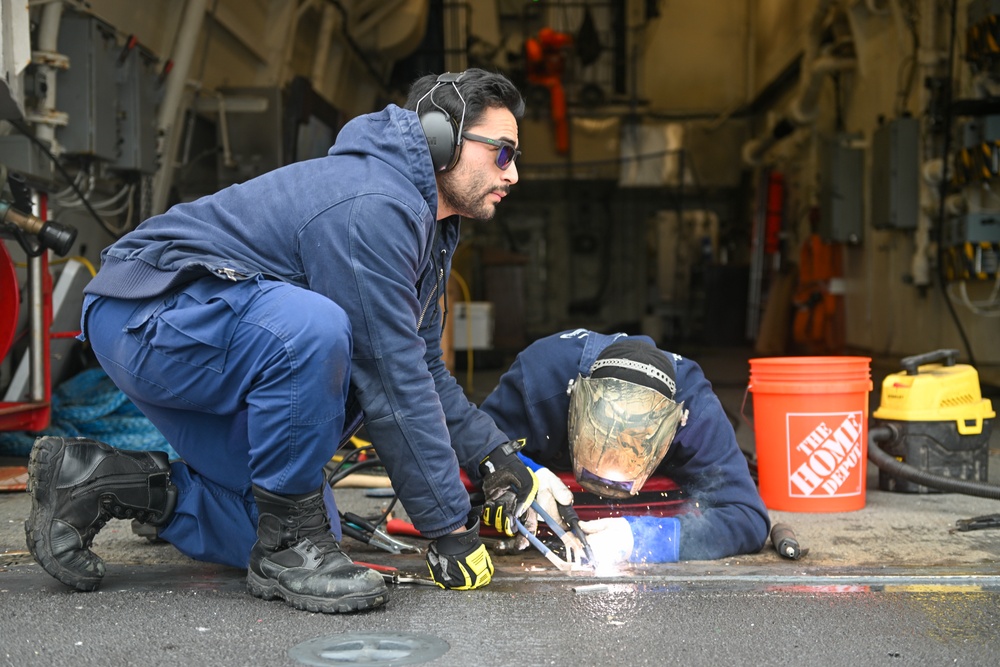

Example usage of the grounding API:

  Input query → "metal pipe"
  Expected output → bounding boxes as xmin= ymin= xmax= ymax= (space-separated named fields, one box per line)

xmin=912 ymin=0 xmax=943 ymax=289
xmin=215 ymin=93 xmax=235 ymax=168
xmin=352 ymin=0 xmax=409 ymax=39
xmin=27 ymin=254 xmax=44 ymax=401
xmin=788 ymin=55 xmax=858 ymax=125
xmin=34 ymin=0 xmax=65 ymax=148
xmin=741 ymin=0 xmax=854 ymax=166
xmin=311 ymin=3 xmax=338 ymax=85
xmin=151 ymin=0 xmax=210 ymax=216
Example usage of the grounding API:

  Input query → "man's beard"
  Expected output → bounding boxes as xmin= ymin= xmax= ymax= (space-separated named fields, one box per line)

xmin=439 ymin=169 xmax=500 ymax=221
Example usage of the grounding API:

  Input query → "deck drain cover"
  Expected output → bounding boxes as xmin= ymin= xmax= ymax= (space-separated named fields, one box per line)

xmin=288 ymin=632 xmax=449 ymax=666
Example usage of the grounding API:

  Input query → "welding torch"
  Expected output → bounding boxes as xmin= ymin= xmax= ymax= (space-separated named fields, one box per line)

xmin=557 ymin=502 xmax=596 ymax=564
xmin=530 ymin=500 xmax=592 ymax=566
xmin=514 ymin=518 xmax=575 ymax=572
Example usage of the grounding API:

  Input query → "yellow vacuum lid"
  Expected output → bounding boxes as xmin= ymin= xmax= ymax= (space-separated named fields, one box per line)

xmin=873 ymin=349 xmax=995 ymax=434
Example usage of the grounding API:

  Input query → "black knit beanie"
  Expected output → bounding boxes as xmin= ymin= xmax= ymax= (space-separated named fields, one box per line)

xmin=589 ymin=339 xmax=676 ymax=400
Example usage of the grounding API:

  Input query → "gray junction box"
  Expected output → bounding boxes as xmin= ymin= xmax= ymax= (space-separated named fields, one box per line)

xmin=872 ymin=117 xmax=919 ymax=230
xmin=55 ymin=13 xmax=119 ymax=161
xmin=819 ymin=133 xmax=865 ymax=244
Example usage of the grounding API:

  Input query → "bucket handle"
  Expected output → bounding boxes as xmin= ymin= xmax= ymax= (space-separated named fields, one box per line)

xmin=740 ymin=383 xmax=753 ymax=429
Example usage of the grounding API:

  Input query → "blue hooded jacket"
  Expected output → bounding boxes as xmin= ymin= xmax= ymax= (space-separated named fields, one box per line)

xmin=479 ymin=329 xmax=770 ymax=560
xmin=84 ymin=105 xmax=509 ymax=537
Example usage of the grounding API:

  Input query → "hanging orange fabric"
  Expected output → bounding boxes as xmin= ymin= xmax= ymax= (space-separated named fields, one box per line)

xmin=525 ymin=28 xmax=573 ymax=154
xmin=792 ymin=233 xmax=845 ymax=354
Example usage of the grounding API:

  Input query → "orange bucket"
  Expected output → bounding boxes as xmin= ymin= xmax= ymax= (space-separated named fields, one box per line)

xmin=748 ymin=356 xmax=872 ymax=512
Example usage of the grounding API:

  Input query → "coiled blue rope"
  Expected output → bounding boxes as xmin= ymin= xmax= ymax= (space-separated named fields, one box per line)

xmin=0 ymin=367 xmax=179 ymax=459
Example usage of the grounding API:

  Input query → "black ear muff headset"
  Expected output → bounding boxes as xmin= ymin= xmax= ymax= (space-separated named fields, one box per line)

xmin=416 ymin=71 xmax=467 ymax=172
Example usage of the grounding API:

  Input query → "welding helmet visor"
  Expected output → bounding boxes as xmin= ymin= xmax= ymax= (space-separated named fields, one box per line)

xmin=566 ymin=340 xmax=685 ymax=498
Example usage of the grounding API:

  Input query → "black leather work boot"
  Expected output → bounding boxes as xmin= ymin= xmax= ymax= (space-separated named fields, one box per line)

xmin=247 ymin=485 xmax=389 ymax=613
xmin=24 ymin=436 xmax=177 ymax=592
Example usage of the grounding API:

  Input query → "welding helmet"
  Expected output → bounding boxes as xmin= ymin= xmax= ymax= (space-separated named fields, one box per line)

xmin=567 ymin=339 xmax=686 ymax=498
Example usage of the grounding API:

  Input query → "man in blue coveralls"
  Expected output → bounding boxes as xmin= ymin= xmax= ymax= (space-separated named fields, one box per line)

xmin=24 ymin=69 xmax=539 ymax=613
xmin=479 ymin=329 xmax=770 ymax=564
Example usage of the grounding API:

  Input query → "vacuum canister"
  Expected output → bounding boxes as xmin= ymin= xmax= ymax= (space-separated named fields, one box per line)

xmin=872 ymin=349 xmax=995 ymax=493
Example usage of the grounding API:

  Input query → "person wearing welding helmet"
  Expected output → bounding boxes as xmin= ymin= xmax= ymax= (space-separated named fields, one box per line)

xmin=24 ymin=69 xmax=538 ymax=612
xmin=480 ymin=329 xmax=770 ymax=564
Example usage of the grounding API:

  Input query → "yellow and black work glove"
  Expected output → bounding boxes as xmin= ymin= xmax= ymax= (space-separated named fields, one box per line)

xmin=479 ymin=440 xmax=539 ymax=537
xmin=426 ymin=516 xmax=494 ymax=590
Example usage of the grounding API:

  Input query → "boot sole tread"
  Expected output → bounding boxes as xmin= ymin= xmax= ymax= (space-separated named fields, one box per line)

xmin=246 ymin=571 xmax=389 ymax=614
xmin=24 ymin=437 xmax=104 ymax=592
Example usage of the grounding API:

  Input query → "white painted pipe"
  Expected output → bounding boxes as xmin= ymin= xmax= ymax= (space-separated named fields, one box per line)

xmin=156 ymin=0 xmax=209 ymax=135
xmin=911 ymin=0 xmax=943 ymax=288
xmin=37 ymin=1 xmax=63 ymax=60
xmin=34 ymin=0 xmax=65 ymax=147
xmin=741 ymin=0 xmax=851 ymax=165
xmin=788 ymin=56 xmax=858 ymax=125
xmin=312 ymin=3 xmax=338 ymax=85
xmin=151 ymin=0 xmax=209 ymax=215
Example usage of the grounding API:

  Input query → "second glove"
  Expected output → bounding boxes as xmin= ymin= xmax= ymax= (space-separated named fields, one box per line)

xmin=515 ymin=466 xmax=586 ymax=564
xmin=578 ymin=516 xmax=681 ymax=564
xmin=426 ymin=517 xmax=494 ymax=590
xmin=578 ymin=517 xmax=634 ymax=564
xmin=479 ymin=441 xmax=538 ymax=537
xmin=533 ymin=466 xmax=575 ymax=531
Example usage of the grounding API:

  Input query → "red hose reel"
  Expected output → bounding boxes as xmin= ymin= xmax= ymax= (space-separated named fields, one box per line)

xmin=0 ymin=241 xmax=18 ymax=362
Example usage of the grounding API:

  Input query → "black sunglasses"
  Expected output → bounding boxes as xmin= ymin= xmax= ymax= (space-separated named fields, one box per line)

xmin=461 ymin=132 xmax=521 ymax=170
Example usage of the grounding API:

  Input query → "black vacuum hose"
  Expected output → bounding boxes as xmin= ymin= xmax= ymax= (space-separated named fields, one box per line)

xmin=868 ymin=425 xmax=1000 ymax=500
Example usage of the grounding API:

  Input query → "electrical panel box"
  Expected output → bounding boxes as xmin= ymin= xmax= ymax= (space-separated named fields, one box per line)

xmin=872 ymin=118 xmax=919 ymax=230
xmin=946 ymin=213 xmax=1000 ymax=246
xmin=55 ymin=13 xmax=119 ymax=161
xmin=943 ymin=214 xmax=1000 ymax=280
xmin=112 ymin=45 xmax=159 ymax=174
xmin=819 ymin=134 xmax=864 ymax=244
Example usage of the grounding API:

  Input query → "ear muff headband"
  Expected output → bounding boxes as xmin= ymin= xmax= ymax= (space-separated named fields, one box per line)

xmin=416 ymin=72 xmax=467 ymax=172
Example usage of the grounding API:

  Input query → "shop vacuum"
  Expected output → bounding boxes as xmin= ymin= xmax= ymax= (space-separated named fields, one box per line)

xmin=868 ymin=349 xmax=1000 ymax=499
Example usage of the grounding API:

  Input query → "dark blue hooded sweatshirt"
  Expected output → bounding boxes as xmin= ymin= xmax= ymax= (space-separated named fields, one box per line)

xmin=84 ymin=104 xmax=509 ymax=537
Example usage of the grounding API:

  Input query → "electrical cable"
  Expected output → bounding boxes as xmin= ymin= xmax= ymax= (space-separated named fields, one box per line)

xmin=324 ymin=442 xmax=399 ymax=531
xmin=51 ymin=169 xmax=87 ymax=203
xmin=23 ymin=255 xmax=98 ymax=278
xmin=52 ymin=168 xmax=95 ymax=207
xmin=325 ymin=444 xmax=376 ymax=486
xmin=895 ymin=54 xmax=918 ymax=118
xmin=947 ymin=277 xmax=1000 ymax=317
xmin=82 ymin=183 xmax=132 ymax=212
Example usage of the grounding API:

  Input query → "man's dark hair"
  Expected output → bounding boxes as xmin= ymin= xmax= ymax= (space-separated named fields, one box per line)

xmin=404 ymin=68 xmax=525 ymax=128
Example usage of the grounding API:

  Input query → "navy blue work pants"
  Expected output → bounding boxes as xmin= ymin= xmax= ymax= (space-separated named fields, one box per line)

xmin=82 ymin=276 xmax=351 ymax=568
